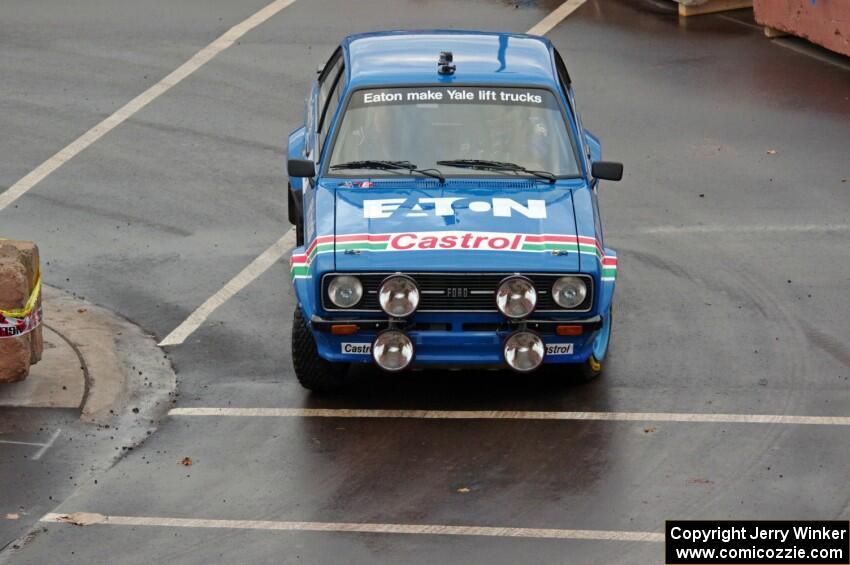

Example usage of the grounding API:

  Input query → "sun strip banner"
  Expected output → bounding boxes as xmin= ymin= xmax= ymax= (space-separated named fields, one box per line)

xmin=0 ymin=271 xmax=42 ymax=339
xmin=290 ymin=232 xmax=618 ymax=281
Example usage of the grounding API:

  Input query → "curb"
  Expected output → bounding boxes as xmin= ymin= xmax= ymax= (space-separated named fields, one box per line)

xmin=40 ymin=285 xmax=176 ymax=425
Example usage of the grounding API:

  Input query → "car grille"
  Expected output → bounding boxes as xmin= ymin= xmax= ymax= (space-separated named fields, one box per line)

xmin=321 ymin=273 xmax=593 ymax=313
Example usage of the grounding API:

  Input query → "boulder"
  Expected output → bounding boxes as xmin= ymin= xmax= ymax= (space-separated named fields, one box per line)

xmin=0 ymin=240 xmax=42 ymax=383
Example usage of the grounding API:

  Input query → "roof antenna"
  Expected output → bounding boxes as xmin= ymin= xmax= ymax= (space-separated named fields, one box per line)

xmin=437 ymin=51 xmax=455 ymax=75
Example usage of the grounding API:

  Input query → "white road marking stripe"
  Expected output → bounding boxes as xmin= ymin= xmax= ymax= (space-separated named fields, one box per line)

xmin=31 ymin=428 xmax=61 ymax=461
xmin=0 ymin=440 xmax=47 ymax=448
xmin=526 ymin=0 xmax=587 ymax=36
xmin=159 ymin=229 xmax=294 ymax=346
xmin=167 ymin=407 xmax=850 ymax=426
xmin=0 ymin=0 xmax=297 ymax=212
xmin=40 ymin=513 xmax=663 ymax=542
xmin=634 ymin=223 xmax=850 ymax=235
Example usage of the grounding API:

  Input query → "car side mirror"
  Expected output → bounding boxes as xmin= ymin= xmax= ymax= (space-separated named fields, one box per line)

xmin=288 ymin=159 xmax=316 ymax=178
xmin=591 ymin=161 xmax=623 ymax=182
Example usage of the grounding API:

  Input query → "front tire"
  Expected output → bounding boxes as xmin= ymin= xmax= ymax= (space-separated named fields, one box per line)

xmin=291 ymin=308 xmax=349 ymax=392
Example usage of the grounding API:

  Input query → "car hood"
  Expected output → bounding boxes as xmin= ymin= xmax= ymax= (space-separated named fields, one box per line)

xmin=330 ymin=178 xmax=584 ymax=272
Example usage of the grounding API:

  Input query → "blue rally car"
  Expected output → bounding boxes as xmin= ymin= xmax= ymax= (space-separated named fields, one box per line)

xmin=287 ymin=31 xmax=622 ymax=391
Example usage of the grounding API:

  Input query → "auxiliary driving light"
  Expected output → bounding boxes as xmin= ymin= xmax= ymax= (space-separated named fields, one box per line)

xmin=378 ymin=275 xmax=420 ymax=318
xmin=372 ymin=330 xmax=414 ymax=372
xmin=496 ymin=276 xmax=537 ymax=319
xmin=327 ymin=275 xmax=363 ymax=308
xmin=503 ymin=331 xmax=545 ymax=372
xmin=552 ymin=276 xmax=587 ymax=309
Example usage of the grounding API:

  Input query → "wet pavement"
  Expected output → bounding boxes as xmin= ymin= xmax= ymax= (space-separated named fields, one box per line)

xmin=1 ymin=0 xmax=849 ymax=563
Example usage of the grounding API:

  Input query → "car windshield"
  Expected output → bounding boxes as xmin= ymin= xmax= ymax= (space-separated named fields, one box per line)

xmin=328 ymin=86 xmax=580 ymax=177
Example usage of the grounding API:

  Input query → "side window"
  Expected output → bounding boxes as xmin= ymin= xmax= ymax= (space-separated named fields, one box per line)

xmin=553 ymin=48 xmax=590 ymax=169
xmin=552 ymin=49 xmax=572 ymax=98
xmin=304 ymin=84 xmax=316 ymax=158
xmin=317 ymin=49 xmax=343 ymax=132
xmin=318 ymin=62 xmax=345 ymax=158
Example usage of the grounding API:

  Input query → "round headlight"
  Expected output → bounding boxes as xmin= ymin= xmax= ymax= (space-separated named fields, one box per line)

xmin=504 ymin=331 xmax=545 ymax=372
xmin=552 ymin=276 xmax=587 ymax=309
xmin=328 ymin=275 xmax=363 ymax=308
xmin=378 ymin=275 xmax=419 ymax=318
xmin=372 ymin=330 xmax=414 ymax=372
xmin=496 ymin=276 xmax=537 ymax=319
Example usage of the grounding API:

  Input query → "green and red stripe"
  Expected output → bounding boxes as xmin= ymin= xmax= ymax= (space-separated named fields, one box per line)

xmin=520 ymin=234 xmax=604 ymax=259
xmin=601 ymin=256 xmax=618 ymax=281
xmin=334 ymin=233 xmax=391 ymax=253
xmin=290 ymin=232 xmax=617 ymax=280
xmin=290 ymin=235 xmax=333 ymax=279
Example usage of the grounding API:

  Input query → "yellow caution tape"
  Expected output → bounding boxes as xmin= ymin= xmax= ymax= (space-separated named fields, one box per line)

xmin=0 ymin=270 xmax=42 ymax=338
xmin=0 ymin=271 xmax=41 ymax=319
xmin=0 ymin=237 xmax=42 ymax=320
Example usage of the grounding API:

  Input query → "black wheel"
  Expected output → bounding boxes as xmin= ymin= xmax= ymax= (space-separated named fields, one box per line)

xmin=291 ymin=307 xmax=349 ymax=392
xmin=573 ymin=351 xmax=604 ymax=382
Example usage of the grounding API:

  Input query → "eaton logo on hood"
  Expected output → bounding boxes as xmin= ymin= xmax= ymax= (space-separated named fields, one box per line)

xmin=363 ymin=197 xmax=547 ymax=219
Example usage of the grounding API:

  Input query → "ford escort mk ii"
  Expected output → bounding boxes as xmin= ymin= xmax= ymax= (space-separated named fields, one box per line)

xmin=287 ymin=31 xmax=622 ymax=391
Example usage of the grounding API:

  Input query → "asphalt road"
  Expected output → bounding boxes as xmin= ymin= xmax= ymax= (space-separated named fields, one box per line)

xmin=1 ymin=0 xmax=849 ymax=563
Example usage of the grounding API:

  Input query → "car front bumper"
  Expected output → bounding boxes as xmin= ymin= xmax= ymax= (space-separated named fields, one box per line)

xmin=309 ymin=313 xmax=603 ymax=367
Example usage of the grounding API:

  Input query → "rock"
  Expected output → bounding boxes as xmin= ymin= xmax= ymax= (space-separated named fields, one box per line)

xmin=0 ymin=240 xmax=42 ymax=383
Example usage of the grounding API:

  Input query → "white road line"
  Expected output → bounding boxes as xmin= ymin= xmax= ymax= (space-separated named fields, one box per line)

xmin=40 ymin=513 xmax=663 ymax=543
xmin=0 ymin=0 xmax=297 ymax=213
xmin=634 ymin=223 xmax=850 ymax=235
xmin=167 ymin=407 xmax=850 ymax=426
xmin=0 ymin=429 xmax=61 ymax=458
xmin=31 ymin=428 xmax=62 ymax=461
xmin=526 ymin=0 xmax=587 ymax=36
xmin=158 ymin=229 xmax=295 ymax=346
xmin=0 ymin=440 xmax=47 ymax=448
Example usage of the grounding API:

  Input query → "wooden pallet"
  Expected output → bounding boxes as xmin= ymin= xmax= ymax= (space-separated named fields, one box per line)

xmin=678 ymin=0 xmax=752 ymax=17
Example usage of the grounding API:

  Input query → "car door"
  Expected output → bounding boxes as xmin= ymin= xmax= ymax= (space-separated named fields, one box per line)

xmin=302 ymin=49 xmax=344 ymax=243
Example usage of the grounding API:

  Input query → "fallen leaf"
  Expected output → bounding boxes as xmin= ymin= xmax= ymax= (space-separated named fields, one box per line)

xmin=56 ymin=512 xmax=106 ymax=526
xmin=456 ymin=487 xmax=471 ymax=493
xmin=77 ymin=308 xmax=88 ymax=314
xmin=766 ymin=149 xmax=777 ymax=155
xmin=180 ymin=457 xmax=193 ymax=466
xmin=644 ymin=427 xmax=656 ymax=433
xmin=5 ymin=513 xmax=19 ymax=520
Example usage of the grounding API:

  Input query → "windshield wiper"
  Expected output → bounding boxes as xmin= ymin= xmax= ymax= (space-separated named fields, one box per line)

xmin=330 ymin=160 xmax=445 ymax=183
xmin=436 ymin=159 xmax=556 ymax=183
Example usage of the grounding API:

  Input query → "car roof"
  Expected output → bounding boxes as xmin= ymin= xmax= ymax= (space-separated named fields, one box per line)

xmin=341 ymin=30 xmax=561 ymax=89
